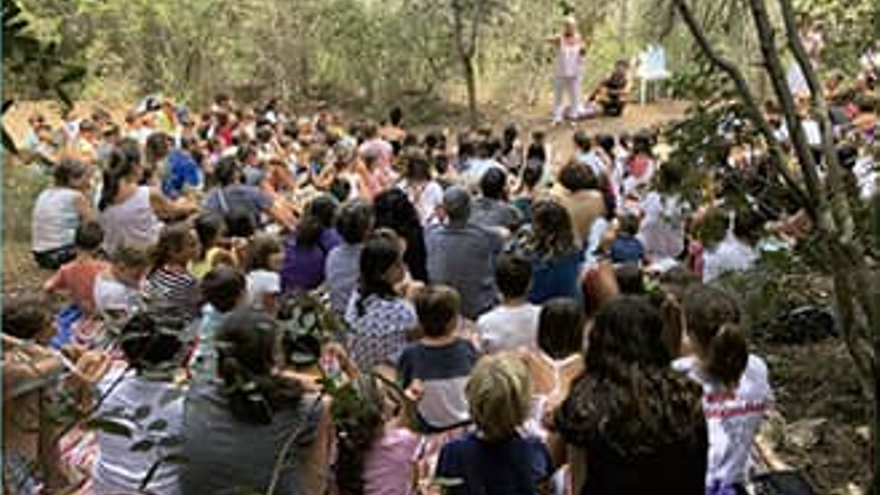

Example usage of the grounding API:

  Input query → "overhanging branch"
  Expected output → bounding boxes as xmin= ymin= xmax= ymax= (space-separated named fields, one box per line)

xmin=670 ymin=0 xmax=812 ymax=215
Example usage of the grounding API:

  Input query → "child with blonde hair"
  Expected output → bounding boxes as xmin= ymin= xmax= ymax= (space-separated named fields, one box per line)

xmin=435 ymin=353 xmax=554 ymax=495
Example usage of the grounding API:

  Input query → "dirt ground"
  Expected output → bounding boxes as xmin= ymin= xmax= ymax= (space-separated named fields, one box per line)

xmin=2 ymin=97 xmax=872 ymax=494
xmin=756 ymin=339 xmax=874 ymax=494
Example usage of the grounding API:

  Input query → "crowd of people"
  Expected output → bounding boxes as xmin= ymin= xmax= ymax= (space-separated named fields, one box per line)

xmin=4 ymin=20 xmax=877 ymax=495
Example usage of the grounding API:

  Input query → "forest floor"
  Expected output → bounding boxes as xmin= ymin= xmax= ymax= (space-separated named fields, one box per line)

xmin=2 ymin=97 xmax=872 ymax=494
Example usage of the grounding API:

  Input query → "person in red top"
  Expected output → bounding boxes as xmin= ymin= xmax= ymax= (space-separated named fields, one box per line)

xmin=44 ymin=220 xmax=110 ymax=349
xmin=44 ymin=220 xmax=110 ymax=317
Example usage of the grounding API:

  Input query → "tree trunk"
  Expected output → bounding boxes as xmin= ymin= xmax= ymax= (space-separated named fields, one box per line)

xmin=463 ymin=56 xmax=478 ymax=127
xmin=748 ymin=0 xmax=876 ymax=401
xmin=452 ymin=0 xmax=480 ymax=127
xmin=673 ymin=0 xmax=876 ymax=406
xmin=618 ymin=0 xmax=628 ymax=56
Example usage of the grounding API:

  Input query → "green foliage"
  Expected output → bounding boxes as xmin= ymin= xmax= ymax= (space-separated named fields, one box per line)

xmin=793 ymin=0 xmax=875 ymax=72
xmin=2 ymin=161 xmax=52 ymax=243
xmin=277 ymin=290 xmax=349 ymax=367
xmin=5 ymin=0 xmax=652 ymax=119
xmin=716 ymin=246 xmax=833 ymax=341
xmin=2 ymin=0 xmax=87 ymax=152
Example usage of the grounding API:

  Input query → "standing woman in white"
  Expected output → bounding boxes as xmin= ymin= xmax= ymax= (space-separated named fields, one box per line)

xmin=548 ymin=16 xmax=586 ymax=125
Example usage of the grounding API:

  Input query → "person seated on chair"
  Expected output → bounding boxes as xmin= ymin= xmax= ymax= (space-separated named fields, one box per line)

xmin=590 ymin=60 xmax=631 ymax=117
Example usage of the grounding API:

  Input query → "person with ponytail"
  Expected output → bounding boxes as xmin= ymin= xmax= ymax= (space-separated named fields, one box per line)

xmin=99 ymin=141 xmax=196 ymax=256
xmin=344 ymin=236 xmax=418 ymax=372
xmin=332 ymin=373 xmax=421 ymax=495
xmin=675 ymin=284 xmax=773 ymax=495
xmin=143 ymin=222 xmax=202 ymax=322
xmin=182 ymin=309 xmax=329 ymax=495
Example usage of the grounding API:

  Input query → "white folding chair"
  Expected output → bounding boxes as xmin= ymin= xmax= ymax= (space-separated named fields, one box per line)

xmin=636 ymin=45 xmax=672 ymax=105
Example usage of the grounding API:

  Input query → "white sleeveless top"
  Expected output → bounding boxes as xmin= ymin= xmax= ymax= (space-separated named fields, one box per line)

xmin=100 ymin=186 xmax=163 ymax=254
xmin=32 ymin=187 xmax=83 ymax=252
xmin=557 ymin=40 xmax=583 ymax=78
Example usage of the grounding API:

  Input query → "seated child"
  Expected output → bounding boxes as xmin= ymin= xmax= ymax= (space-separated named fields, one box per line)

xmin=188 ymin=212 xmax=235 ymax=279
xmin=477 ymin=253 xmax=540 ymax=354
xmin=93 ymin=244 xmax=151 ymax=344
xmin=189 ymin=265 xmax=247 ymax=383
xmin=43 ymin=221 xmax=110 ymax=347
xmin=143 ymin=222 xmax=202 ymax=322
xmin=243 ymin=233 xmax=283 ymax=315
xmin=332 ymin=372 xmax=422 ymax=495
xmin=398 ymin=286 xmax=478 ymax=432
xmin=435 ymin=353 xmax=554 ymax=495
xmin=521 ymin=298 xmax=586 ymax=439
xmin=610 ymin=212 xmax=645 ymax=265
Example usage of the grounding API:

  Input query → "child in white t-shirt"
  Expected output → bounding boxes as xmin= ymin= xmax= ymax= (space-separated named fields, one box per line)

xmin=477 ymin=253 xmax=541 ymax=354
xmin=93 ymin=244 xmax=151 ymax=320
xmin=243 ymin=233 xmax=283 ymax=315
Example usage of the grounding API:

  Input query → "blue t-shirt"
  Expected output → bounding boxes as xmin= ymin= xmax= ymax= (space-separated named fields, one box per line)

xmin=610 ymin=236 xmax=645 ymax=264
xmin=161 ymin=149 xmax=202 ymax=199
xmin=398 ymin=339 xmax=478 ymax=431
xmin=528 ymin=250 xmax=583 ymax=305
xmin=436 ymin=432 xmax=553 ymax=495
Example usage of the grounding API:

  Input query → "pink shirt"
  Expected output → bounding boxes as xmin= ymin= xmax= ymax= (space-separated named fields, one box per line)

xmin=363 ymin=427 xmax=420 ymax=495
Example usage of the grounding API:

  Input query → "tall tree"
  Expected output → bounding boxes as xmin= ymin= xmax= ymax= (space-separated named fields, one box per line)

xmin=670 ymin=0 xmax=875 ymax=490
xmin=448 ymin=0 xmax=506 ymax=127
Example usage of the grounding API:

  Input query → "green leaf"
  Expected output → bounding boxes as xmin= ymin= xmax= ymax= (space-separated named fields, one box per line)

xmin=430 ymin=477 xmax=464 ymax=488
xmin=5 ymin=19 xmax=26 ymax=35
xmin=161 ymin=453 xmax=188 ymax=465
xmin=3 ymin=0 xmax=22 ymax=23
xmin=147 ymin=419 xmax=169 ymax=431
xmin=2 ymin=126 xmax=18 ymax=154
xmin=158 ymin=435 xmax=184 ymax=448
xmin=87 ymin=418 xmax=133 ymax=438
xmin=133 ymin=405 xmax=152 ymax=420
xmin=302 ymin=312 xmax=316 ymax=329
xmin=130 ymin=439 xmax=156 ymax=452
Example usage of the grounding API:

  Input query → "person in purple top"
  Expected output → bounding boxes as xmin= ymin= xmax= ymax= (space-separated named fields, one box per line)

xmin=281 ymin=195 xmax=342 ymax=292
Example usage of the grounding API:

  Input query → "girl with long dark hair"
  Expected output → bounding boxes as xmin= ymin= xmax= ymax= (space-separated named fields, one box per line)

xmin=99 ymin=141 xmax=195 ymax=256
xmin=550 ymin=296 xmax=708 ymax=495
xmin=373 ymin=188 xmax=428 ymax=282
xmin=344 ymin=237 xmax=418 ymax=372
xmin=522 ymin=200 xmax=584 ymax=304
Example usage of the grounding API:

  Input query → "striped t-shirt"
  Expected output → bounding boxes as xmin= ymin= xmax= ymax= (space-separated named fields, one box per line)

xmin=144 ymin=266 xmax=201 ymax=323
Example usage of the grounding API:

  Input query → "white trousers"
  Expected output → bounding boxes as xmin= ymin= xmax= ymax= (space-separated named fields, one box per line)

xmin=553 ymin=75 xmax=583 ymax=122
